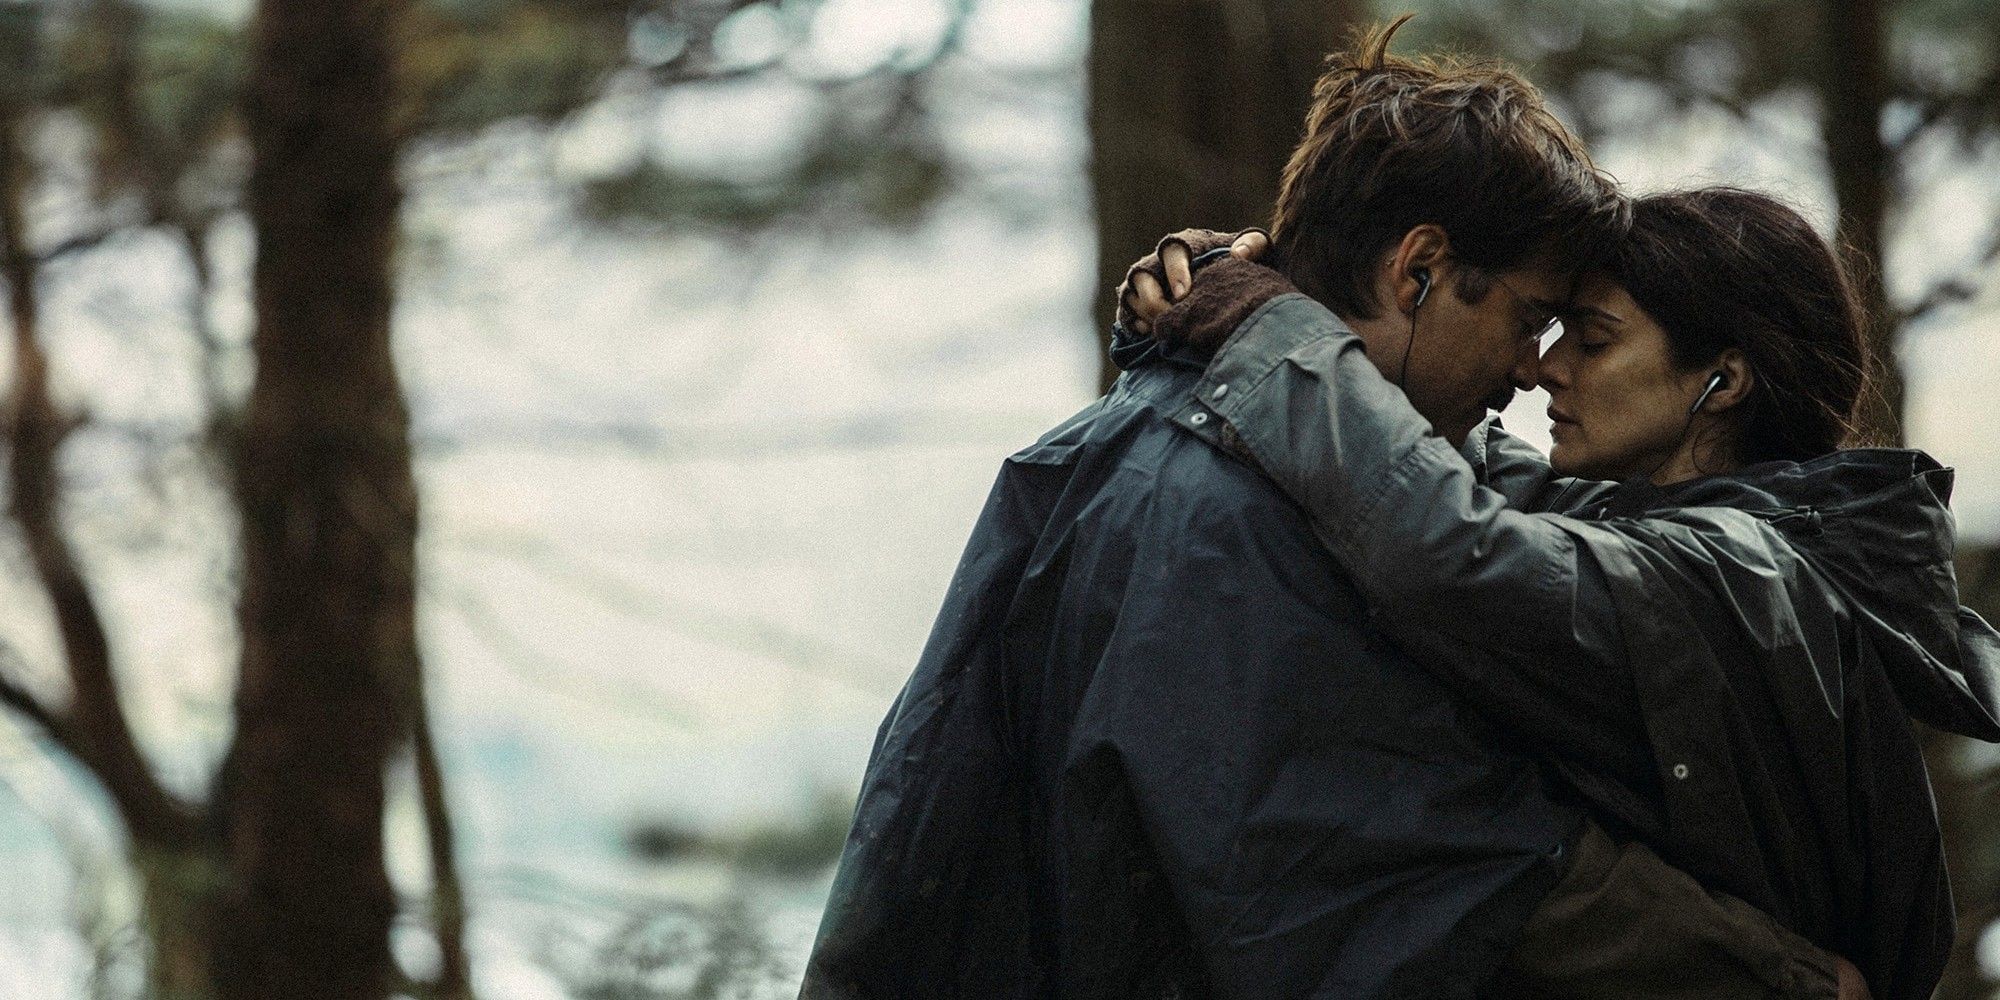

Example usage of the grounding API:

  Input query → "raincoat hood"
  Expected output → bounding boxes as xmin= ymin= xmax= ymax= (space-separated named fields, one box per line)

xmin=1650 ymin=448 xmax=2000 ymax=741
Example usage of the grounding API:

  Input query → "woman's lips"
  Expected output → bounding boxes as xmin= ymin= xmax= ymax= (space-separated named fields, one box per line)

xmin=1547 ymin=408 xmax=1578 ymax=437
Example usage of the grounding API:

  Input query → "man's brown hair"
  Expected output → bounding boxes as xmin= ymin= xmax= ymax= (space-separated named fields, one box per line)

xmin=1270 ymin=16 xmax=1626 ymax=316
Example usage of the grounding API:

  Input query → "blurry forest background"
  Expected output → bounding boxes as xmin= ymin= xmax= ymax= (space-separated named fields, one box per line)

xmin=0 ymin=0 xmax=1994 ymax=997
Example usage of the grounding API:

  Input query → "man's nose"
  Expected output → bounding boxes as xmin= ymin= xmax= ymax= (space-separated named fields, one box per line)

xmin=1510 ymin=339 xmax=1542 ymax=391
xmin=1539 ymin=334 xmax=1575 ymax=390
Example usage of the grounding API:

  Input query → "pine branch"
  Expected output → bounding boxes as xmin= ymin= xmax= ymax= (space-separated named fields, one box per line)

xmin=0 ymin=655 xmax=68 ymax=748
xmin=1901 ymin=224 xmax=2000 ymax=324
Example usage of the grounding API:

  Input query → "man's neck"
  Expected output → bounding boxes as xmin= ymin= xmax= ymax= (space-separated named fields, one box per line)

xmin=1339 ymin=309 xmax=1479 ymax=444
xmin=1340 ymin=311 xmax=1404 ymax=382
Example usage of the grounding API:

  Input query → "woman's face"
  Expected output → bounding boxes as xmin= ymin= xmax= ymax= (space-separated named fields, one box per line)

xmin=1540 ymin=273 xmax=1718 ymax=481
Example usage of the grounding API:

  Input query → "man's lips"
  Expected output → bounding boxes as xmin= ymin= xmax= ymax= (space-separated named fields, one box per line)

xmin=1547 ymin=407 xmax=1577 ymax=425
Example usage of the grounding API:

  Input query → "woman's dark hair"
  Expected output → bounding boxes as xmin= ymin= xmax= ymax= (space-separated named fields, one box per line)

xmin=1269 ymin=16 xmax=1628 ymax=317
xmin=1607 ymin=187 xmax=1871 ymax=465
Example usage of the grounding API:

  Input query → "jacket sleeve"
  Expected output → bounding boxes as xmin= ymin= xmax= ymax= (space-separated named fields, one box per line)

xmin=1171 ymin=293 xmax=1644 ymax=769
xmin=1467 ymin=419 xmax=1619 ymax=515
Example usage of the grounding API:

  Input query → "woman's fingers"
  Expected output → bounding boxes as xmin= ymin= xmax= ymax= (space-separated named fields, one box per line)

xmin=1119 ymin=226 xmax=1263 ymax=337
xmin=1161 ymin=243 xmax=1193 ymax=300
xmin=1115 ymin=279 xmax=1146 ymax=334
xmin=1116 ymin=278 xmax=1152 ymax=334
xmin=1129 ymin=270 xmax=1173 ymax=322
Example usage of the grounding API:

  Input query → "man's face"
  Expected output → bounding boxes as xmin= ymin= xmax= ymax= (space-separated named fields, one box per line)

xmin=1402 ymin=262 xmax=1568 ymax=444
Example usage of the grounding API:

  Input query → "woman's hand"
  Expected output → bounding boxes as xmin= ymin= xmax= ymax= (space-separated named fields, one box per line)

xmin=1115 ymin=228 xmax=1270 ymax=335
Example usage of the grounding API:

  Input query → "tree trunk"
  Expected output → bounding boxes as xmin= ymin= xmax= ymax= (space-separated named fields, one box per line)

xmin=214 ymin=0 xmax=412 ymax=995
xmin=1819 ymin=0 xmax=1902 ymax=445
xmin=134 ymin=840 xmax=227 ymax=1000
xmin=1088 ymin=0 xmax=1362 ymax=392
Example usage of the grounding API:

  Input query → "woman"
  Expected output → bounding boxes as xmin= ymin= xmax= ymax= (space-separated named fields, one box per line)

xmin=1119 ymin=188 xmax=2000 ymax=999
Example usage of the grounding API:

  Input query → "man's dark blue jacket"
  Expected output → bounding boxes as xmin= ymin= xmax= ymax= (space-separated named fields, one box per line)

xmin=799 ymin=336 xmax=1581 ymax=1000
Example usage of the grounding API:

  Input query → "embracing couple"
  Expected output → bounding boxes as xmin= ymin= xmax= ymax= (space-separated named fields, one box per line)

xmin=801 ymin=19 xmax=2000 ymax=1000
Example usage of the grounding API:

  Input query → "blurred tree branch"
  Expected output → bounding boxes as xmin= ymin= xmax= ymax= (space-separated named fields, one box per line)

xmin=0 ymin=82 xmax=199 ymax=850
xmin=0 ymin=658 xmax=71 ymax=752
xmin=1900 ymin=228 xmax=2000 ymax=323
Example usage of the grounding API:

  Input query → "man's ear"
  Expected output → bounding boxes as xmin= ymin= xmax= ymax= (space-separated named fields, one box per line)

xmin=1701 ymin=348 xmax=1755 ymax=413
xmin=1388 ymin=224 xmax=1451 ymax=315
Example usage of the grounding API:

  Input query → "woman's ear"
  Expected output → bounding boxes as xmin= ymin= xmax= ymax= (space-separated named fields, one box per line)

xmin=1701 ymin=348 xmax=1755 ymax=414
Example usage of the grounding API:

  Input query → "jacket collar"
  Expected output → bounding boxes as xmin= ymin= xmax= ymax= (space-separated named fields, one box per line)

xmin=1109 ymin=321 xmax=1215 ymax=374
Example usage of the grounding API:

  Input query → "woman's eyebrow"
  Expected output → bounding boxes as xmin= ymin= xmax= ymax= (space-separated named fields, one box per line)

xmin=1562 ymin=305 xmax=1623 ymax=327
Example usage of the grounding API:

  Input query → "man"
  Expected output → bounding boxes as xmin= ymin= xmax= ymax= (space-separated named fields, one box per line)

xmin=802 ymin=22 xmax=1847 ymax=1000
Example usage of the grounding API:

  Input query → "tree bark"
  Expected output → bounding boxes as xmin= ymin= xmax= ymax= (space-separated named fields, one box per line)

xmin=1819 ymin=0 xmax=1902 ymax=445
xmin=1088 ymin=0 xmax=1362 ymax=392
xmin=135 ymin=841 xmax=227 ymax=1000
xmin=214 ymin=0 xmax=413 ymax=995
